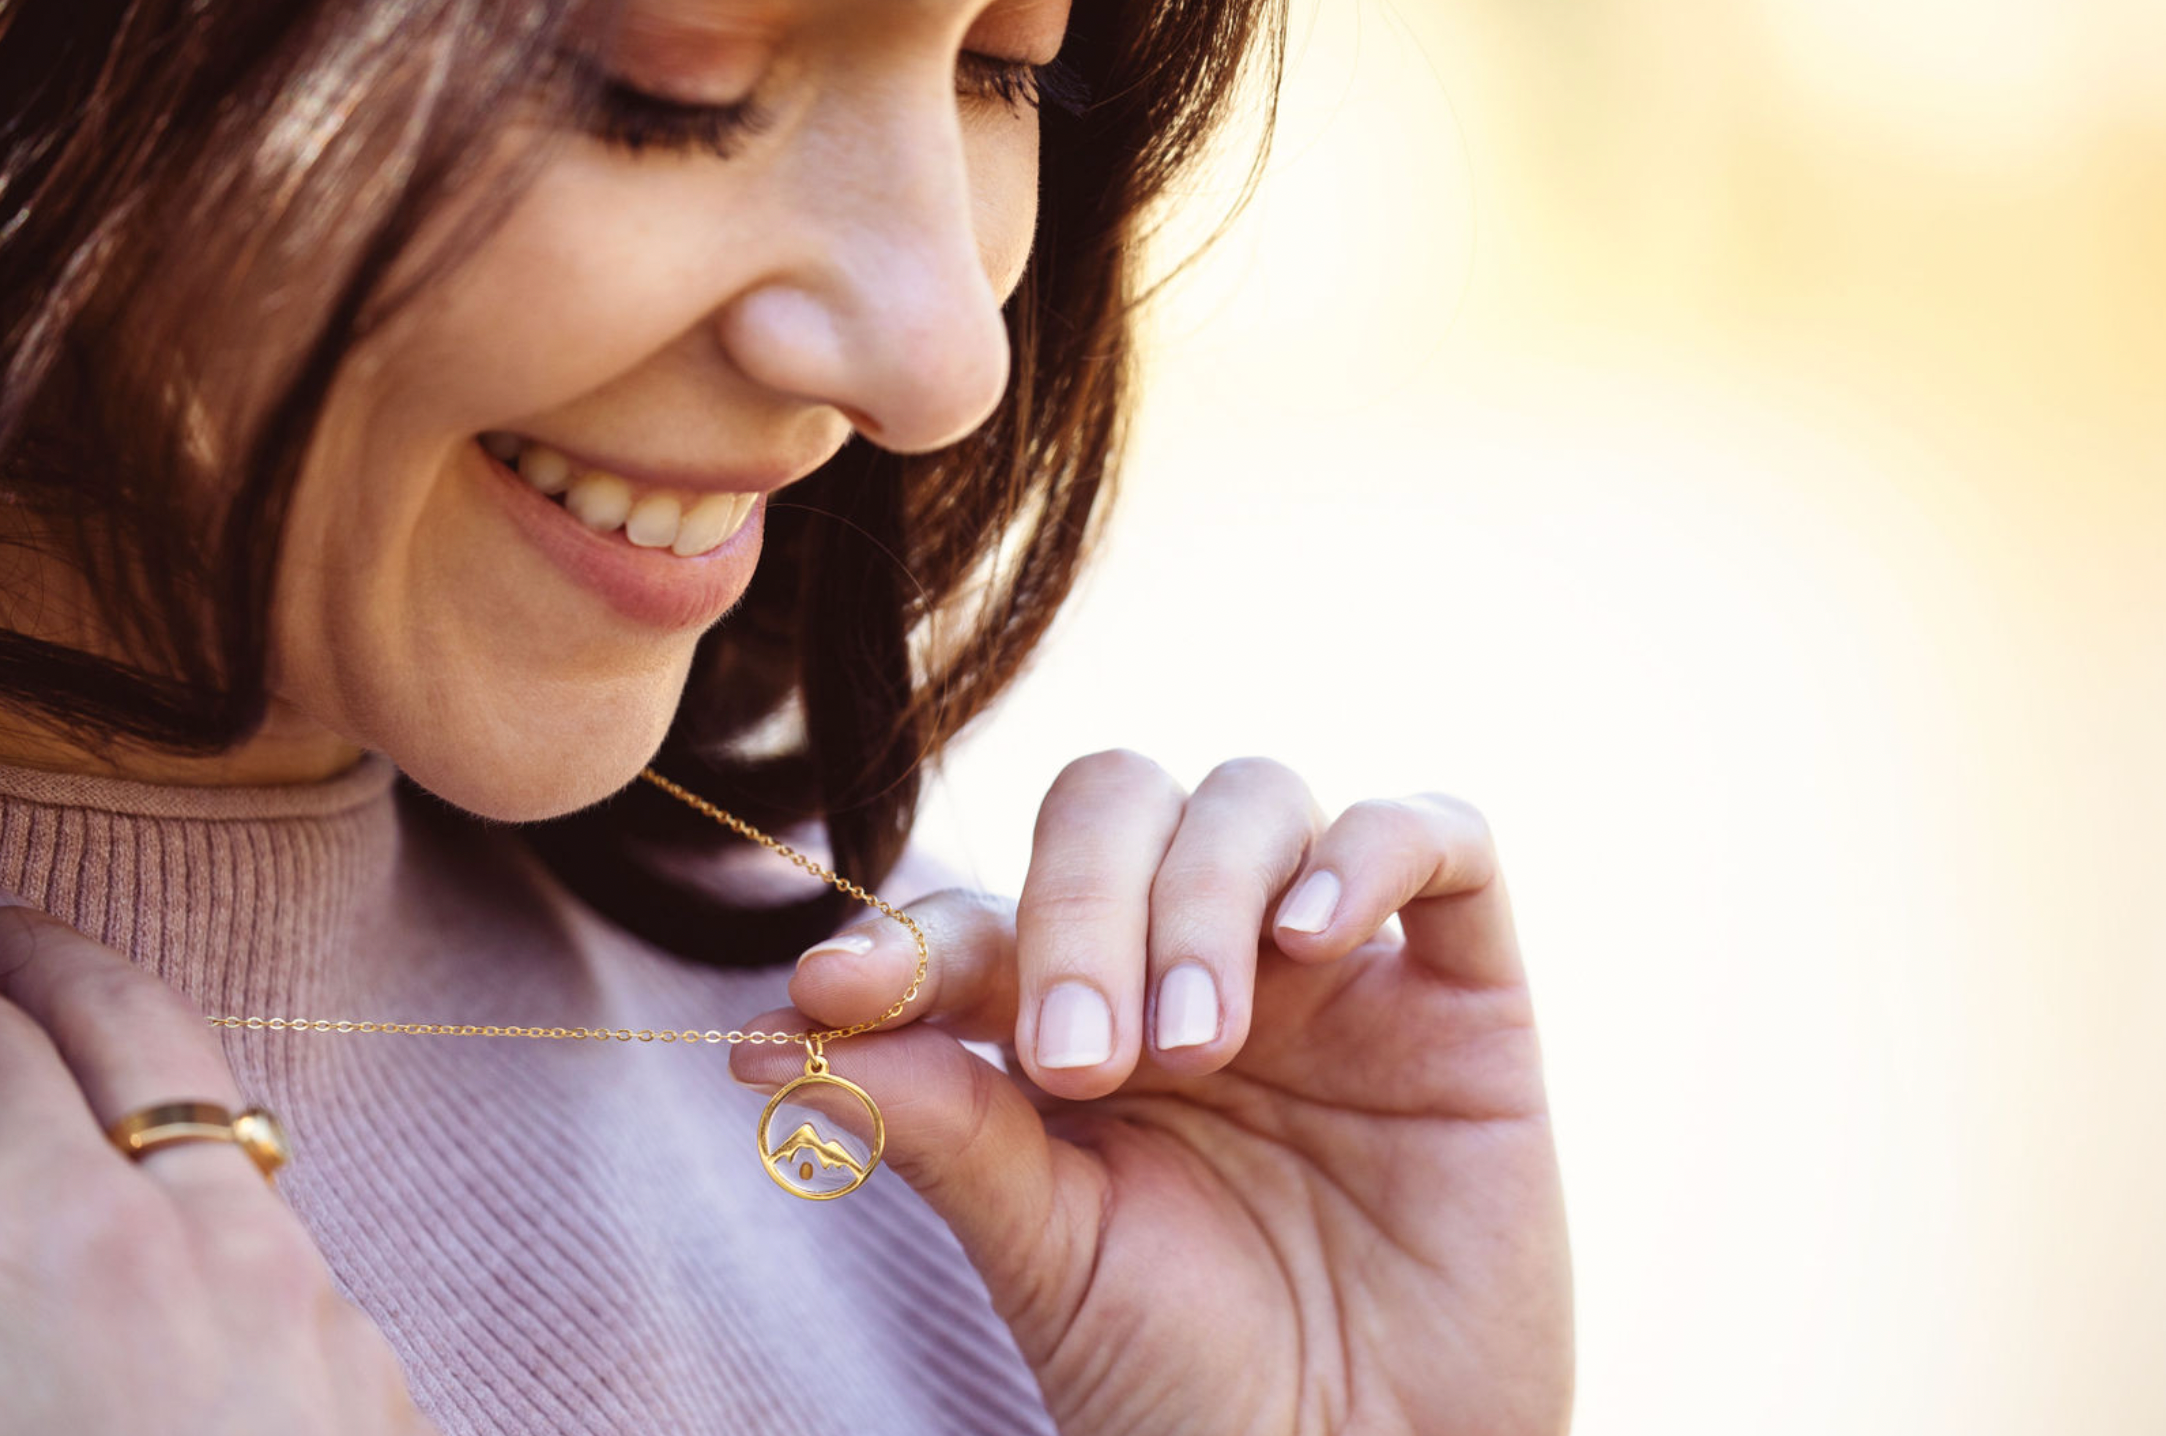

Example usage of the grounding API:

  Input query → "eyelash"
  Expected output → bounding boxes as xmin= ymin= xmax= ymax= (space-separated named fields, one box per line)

xmin=582 ymin=54 xmax=1086 ymax=160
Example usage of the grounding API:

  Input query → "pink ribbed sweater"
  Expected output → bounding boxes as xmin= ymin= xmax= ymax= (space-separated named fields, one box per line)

xmin=0 ymin=752 xmax=1056 ymax=1435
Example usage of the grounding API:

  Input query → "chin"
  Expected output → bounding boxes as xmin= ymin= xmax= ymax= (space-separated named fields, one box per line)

xmin=382 ymin=716 xmax=673 ymax=824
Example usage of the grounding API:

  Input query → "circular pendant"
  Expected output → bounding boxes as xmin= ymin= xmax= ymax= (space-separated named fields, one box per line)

xmin=756 ymin=1067 xmax=885 ymax=1200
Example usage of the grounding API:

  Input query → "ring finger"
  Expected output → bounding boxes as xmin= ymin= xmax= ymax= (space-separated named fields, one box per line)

xmin=0 ymin=904 xmax=270 ymax=1199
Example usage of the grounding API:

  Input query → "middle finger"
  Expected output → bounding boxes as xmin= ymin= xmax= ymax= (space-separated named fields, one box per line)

xmin=1014 ymin=749 xmax=1187 ymax=1098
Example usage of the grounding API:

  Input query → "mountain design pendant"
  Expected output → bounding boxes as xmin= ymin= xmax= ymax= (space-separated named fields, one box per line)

xmin=756 ymin=1042 xmax=885 ymax=1200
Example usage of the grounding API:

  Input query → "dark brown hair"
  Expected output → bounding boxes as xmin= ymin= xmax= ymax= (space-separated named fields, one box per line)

xmin=0 ymin=0 xmax=1285 ymax=963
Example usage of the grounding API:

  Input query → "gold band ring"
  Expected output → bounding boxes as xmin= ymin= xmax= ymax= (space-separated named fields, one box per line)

xmin=105 ymin=1101 xmax=291 ymax=1182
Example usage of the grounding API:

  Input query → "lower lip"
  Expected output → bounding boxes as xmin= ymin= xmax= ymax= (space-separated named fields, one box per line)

xmin=472 ymin=440 xmax=765 ymax=632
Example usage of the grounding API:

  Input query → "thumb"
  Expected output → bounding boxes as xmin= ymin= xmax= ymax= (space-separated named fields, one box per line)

xmin=729 ymin=1013 xmax=1100 ymax=1328
xmin=786 ymin=886 xmax=1021 ymax=1044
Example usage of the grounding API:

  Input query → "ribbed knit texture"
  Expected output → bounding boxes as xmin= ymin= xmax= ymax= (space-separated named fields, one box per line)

xmin=0 ymin=754 xmax=1057 ymax=1436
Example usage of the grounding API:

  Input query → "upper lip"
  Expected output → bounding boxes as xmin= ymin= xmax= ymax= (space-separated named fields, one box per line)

xmin=494 ymin=431 xmax=838 ymax=496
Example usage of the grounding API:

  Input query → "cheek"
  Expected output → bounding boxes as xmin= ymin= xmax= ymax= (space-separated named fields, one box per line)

xmin=972 ymin=121 xmax=1041 ymax=303
xmin=353 ymin=132 xmax=762 ymax=433
xmin=269 ymin=143 xmax=754 ymax=671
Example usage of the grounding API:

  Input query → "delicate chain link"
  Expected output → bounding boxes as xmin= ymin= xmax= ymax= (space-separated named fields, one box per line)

xmin=202 ymin=766 xmax=929 ymax=1058
xmin=630 ymin=767 xmax=931 ymax=1048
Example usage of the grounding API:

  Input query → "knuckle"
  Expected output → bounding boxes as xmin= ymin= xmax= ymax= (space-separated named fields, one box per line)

xmin=324 ymin=1300 xmax=428 ymax=1417
xmin=1390 ymin=792 xmax=1501 ymax=890
xmin=1341 ymin=795 xmax=1425 ymax=843
xmin=1016 ymin=880 xmax=1123 ymax=928
xmin=51 ymin=1175 xmax=200 ymax=1308
xmin=1201 ymin=753 xmax=1286 ymax=787
xmin=938 ymin=1056 xmax=1001 ymax=1159
xmin=1345 ymin=793 xmax=1485 ymax=846
xmin=1 ymin=911 xmax=97 ymax=976
xmin=1149 ymin=909 xmax=1239 ymax=971
xmin=0 ymin=903 xmax=47 ymax=966
xmin=54 ymin=1158 xmax=175 ymax=1241
xmin=71 ymin=960 xmax=207 ymax=1035
xmin=325 ymin=1292 xmax=401 ymax=1364
xmin=1050 ymin=747 xmax=1177 ymax=801
xmin=1412 ymin=789 xmax=1491 ymax=832
xmin=0 ymin=904 xmax=82 ymax=984
xmin=1195 ymin=758 xmax=1308 ymax=814
xmin=1409 ymin=790 xmax=1498 ymax=857
xmin=206 ymin=1212 xmax=331 ymax=1318
xmin=940 ymin=886 xmax=1017 ymax=927
xmin=1152 ymin=851 xmax=1277 ymax=910
xmin=891 ymin=886 xmax=1011 ymax=946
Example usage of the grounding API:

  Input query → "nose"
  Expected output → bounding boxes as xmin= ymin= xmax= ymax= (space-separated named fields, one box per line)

xmin=714 ymin=82 xmax=1014 ymax=455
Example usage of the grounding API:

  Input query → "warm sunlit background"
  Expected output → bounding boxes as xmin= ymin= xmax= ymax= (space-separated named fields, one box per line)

xmin=914 ymin=1 xmax=2166 ymax=1432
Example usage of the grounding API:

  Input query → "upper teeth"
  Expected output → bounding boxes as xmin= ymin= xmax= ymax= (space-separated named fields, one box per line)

xmin=480 ymin=432 xmax=758 ymax=558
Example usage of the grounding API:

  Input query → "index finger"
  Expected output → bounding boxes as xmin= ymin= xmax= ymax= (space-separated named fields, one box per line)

xmin=0 ymin=899 xmax=263 ymax=1193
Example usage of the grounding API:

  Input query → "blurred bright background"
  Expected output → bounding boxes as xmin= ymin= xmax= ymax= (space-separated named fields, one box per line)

xmin=914 ymin=0 xmax=2166 ymax=1432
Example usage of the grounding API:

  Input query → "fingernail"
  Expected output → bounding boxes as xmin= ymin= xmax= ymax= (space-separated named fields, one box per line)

xmin=0 ymin=892 xmax=28 ymax=909
xmin=796 ymin=930 xmax=876 ymax=968
xmin=1037 ymin=982 xmax=1113 ymax=1069
xmin=1155 ymin=963 xmax=1219 ymax=1050
xmin=1276 ymin=870 xmax=1341 ymax=934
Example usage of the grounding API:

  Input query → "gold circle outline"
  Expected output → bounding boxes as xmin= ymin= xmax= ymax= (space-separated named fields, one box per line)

xmin=755 ymin=1071 xmax=885 ymax=1200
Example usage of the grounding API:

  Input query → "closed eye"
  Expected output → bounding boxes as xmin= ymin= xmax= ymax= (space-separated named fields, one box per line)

xmin=572 ymin=51 xmax=1093 ymax=159
xmin=956 ymin=53 xmax=1091 ymax=117
xmin=588 ymin=78 xmax=770 ymax=158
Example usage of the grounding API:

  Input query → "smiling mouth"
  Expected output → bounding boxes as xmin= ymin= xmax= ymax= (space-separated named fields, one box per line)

xmin=479 ymin=432 xmax=759 ymax=557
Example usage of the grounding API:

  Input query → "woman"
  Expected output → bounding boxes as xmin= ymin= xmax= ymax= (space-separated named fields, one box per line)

xmin=0 ymin=0 xmax=1572 ymax=1431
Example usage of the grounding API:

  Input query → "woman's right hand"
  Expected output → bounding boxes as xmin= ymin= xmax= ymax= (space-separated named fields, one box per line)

xmin=0 ymin=894 xmax=438 ymax=1435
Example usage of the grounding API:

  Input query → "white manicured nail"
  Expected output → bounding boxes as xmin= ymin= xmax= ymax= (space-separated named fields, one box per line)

xmin=796 ymin=930 xmax=876 ymax=968
xmin=1276 ymin=869 xmax=1341 ymax=934
xmin=1037 ymin=982 xmax=1113 ymax=1068
xmin=1155 ymin=963 xmax=1219 ymax=1050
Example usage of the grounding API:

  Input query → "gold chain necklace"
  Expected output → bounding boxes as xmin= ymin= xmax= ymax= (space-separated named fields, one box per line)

xmin=201 ymin=766 xmax=928 ymax=1201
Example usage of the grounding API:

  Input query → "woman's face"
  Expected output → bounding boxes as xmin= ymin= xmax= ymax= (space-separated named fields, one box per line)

xmin=267 ymin=0 xmax=1068 ymax=817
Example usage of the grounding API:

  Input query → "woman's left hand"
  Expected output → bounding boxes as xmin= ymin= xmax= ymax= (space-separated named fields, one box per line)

xmin=732 ymin=750 xmax=1572 ymax=1436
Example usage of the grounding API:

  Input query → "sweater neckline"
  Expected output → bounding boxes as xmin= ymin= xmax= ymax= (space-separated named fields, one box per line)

xmin=0 ymin=749 xmax=401 ymax=822
xmin=0 ymin=745 xmax=420 ymax=1019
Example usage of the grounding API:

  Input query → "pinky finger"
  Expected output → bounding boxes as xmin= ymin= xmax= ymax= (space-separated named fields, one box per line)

xmin=1268 ymin=793 xmax=1521 ymax=987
